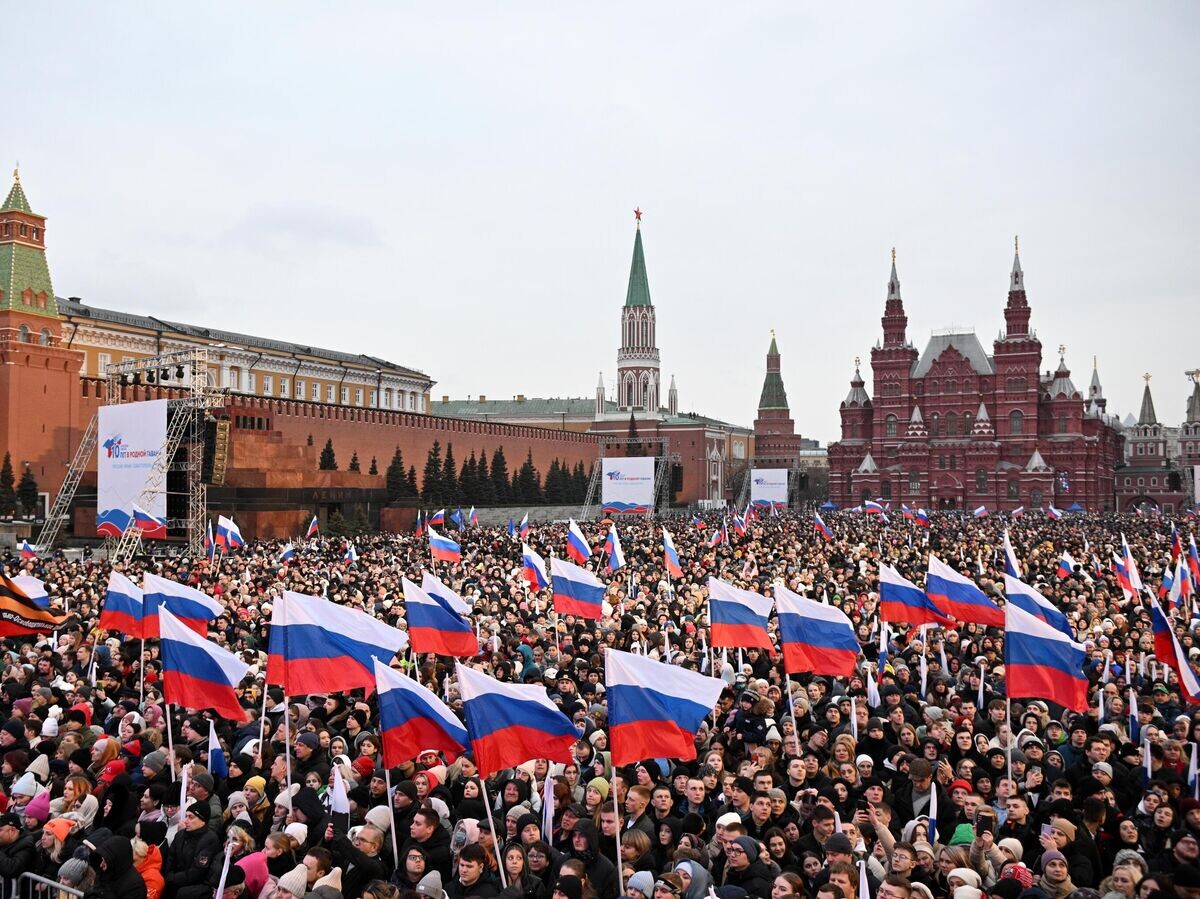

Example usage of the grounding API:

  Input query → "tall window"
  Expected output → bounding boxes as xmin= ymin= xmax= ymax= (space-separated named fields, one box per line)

xmin=881 ymin=481 xmax=892 ymax=500
xmin=1009 ymin=410 xmax=1024 ymax=435
xmin=962 ymin=413 xmax=973 ymax=435
xmin=280 ymin=378 xmax=290 ymax=398
xmin=885 ymin=414 xmax=898 ymax=437
xmin=1058 ymin=414 xmax=1067 ymax=433
xmin=975 ymin=469 xmax=987 ymax=493
xmin=945 ymin=412 xmax=957 ymax=436
xmin=909 ymin=470 xmax=919 ymax=491
xmin=262 ymin=375 xmax=274 ymax=396
xmin=296 ymin=381 xmax=306 ymax=400
xmin=1008 ymin=481 xmax=1019 ymax=500
xmin=327 ymin=384 xmax=336 ymax=403
xmin=98 ymin=352 xmax=111 ymax=375
xmin=931 ymin=413 xmax=941 ymax=436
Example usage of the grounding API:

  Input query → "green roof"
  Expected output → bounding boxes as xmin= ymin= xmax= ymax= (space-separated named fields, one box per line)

xmin=625 ymin=228 xmax=652 ymax=307
xmin=439 ymin=397 xmax=616 ymax=417
xmin=758 ymin=371 xmax=789 ymax=410
xmin=1 ymin=176 xmax=31 ymax=214
xmin=0 ymin=242 xmax=58 ymax=318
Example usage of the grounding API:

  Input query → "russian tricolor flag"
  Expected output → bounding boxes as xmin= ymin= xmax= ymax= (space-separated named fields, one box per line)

xmin=132 ymin=503 xmax=167 ymax=540
xmin=864 ymin=500 xmax=886 ymax=515
xmin=18 ymin=540 xmax=36 ymax=560
xmin=522 ymin=543 xmax=549 ymax=590
xmin=1056 ymin=552 xmax=1078 ymax=580
xmin=879 ymin=563 xmax=952 ymax=626
xmin=306 ymin=515 xmax=320 ymax=538
xmin=731 ymin=513 xmax=746 ymax=538
xmin=455 ymin=661 xmax=576 ymax=777
xmin=1005 ymin=601 xmax=1088 ymax=711
xmin=519 ymin=514 xmax=530 ymax=538
xmin=414 ymin=510 xmax=425 ymax=538
xmin=279 ymin=543 xmax=296 ymax=564
xmin=204 ymin=521 xmax=215 ymax=560
xmin=100 ymin=571 xmax=144 ymax=637
xmin=215 ymin=515 xmax=244 ymax=549
xmin=142 ymin=573 xmax=222 ymax=639
xmin=926 ymin=555 xmax=1004 ymax=626
xmin=972 ymin=505 xmax=988 ymax=518
xmin=159 ymin=606 xmax=250 ymax=720
xmin=428 ymin=527 xmax=461 ymax=563
xmin=1112 ymin=553 xmax=1135 ymax=600
xmin=914 ymin=509 xmax=930 ymax=527
xmin=604 ymin=524 xmax=625 ymax=572
xmin=12 ymin=575 xmax=48 ymax=609
xmin=902 ymin=505 xmax=915 ymax=522
xmin=776 ymin=583 xmax=859 ymax=677
xmin=267 ymin=590 xmax=409 ymax=695
xmin=1188 ymin=535 xmax=1200 ymax=584
xmin=550 ymin=557 xmax=605 ymax=620
xmin=208 ymin=722 xmax=227 ymax=777
xmin=663 ymin=528 xmax=683 ymax=579
xmin=422 ymin=571 xmax=472 ymax=615
xmin=1047 ymin=505 xmax=1062 ymax=520
xmin=566 ymin=519 xmax=591 ymax=565
xmin=814 ymin=512 xmax=833 ymax=542
xmin=707 ymin=521 xmax=725 ymax=547
xmin=1002 ymin=529 xmax=1022 ymax=578
xmin=1123 ymin=534 xmax=1144 ymax=592
xmin=402 ymin=577 xmax=477 ymax=657
xmin=708 ymin=577 xmax=775 ymax=656
xmin=1171 ymin=525 xmax=1183 ymax=563
xmin=344 ymin=543 xmax=358 ymax=563
xmin=375 ymin=658 xmax=468 ymax=765
xmin=1151 ymin=601 xmax=1200 ymax=705
xmin=429 ymin=509 xmax=445 ymax=527
xmin=690 ymin=513 xmax=705 ymax=530
xmin=605 ymin=648 xmax=725 ymax=765
xmin=469 ymin=506 xmax=479 ymax=527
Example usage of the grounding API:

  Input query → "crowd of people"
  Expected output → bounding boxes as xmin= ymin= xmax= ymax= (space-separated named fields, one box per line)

xmin=1 ymin=507 xmax=1199 ymax=899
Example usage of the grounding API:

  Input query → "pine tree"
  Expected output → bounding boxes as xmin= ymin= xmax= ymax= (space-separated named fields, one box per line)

xmin=477 ymin=451 xmax=495 ymax=506
xmin=406 ymin=465 xmax=418 ymax=499
xmin=319 ymin=439 xmax=337 ymax=471
xmin=386 ymin=447 xmax=406 ymax=502
xmin=348 ymin=451 xmax=361 ymax=473
xmin=511 ymin=468 xmax=523 ymax=504
xmin=442 ymin=443 xmax=459 ymax=506
xmin=0 ymin=453 xmax=16 ymax=517
xmin=459 ymin=451 xmax=479 ymax=505
xmin=422 ymin=442 xmax=442 ymax=504
xmin=17 ymin=466 xmax=40 ymax=517
xmin=369 ymin=455 xmax=378 ymax=476
xmin=544 ymin=459 xmax=564 ymax=503
xmin=326 ymin=509 xmax=349 ymax=538
xmin=490 ymin=447 xmax=510 ymax=505
xmin=517 ymin=450 xmax=542 ymax=503
xmin=572 ymin=461 xmax=590 ymax=503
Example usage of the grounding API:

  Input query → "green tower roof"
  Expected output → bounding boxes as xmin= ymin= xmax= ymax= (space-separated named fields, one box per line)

xmin=624 ymin=228 xmax=652 ymax=307
xmin=1 ymin=173 xmax=31 ymax=214
xmin=758 ymin=334 xmax=789 ymax=410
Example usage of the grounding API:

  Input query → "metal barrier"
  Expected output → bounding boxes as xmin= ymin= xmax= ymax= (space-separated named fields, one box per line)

xmin=11 ymin=873 xmax=84 ymax=899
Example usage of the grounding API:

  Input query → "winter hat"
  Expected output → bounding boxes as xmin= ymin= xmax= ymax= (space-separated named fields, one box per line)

xmin=948 ymin=869 xmax=982 ymax=889
xmin=1050 ymin=817 xmax=1076 ymax=841
xmin=954 ymin=888 xmax=983 ymax=899
xmin=824 ymin=833 xmax=854 ymax=854
xmin=226 ymin=791 xmax=248 ymax=812
xmin=41 ymin=718 xmax=58 ymax=738
xmin=44 ymin=817 xmax=76 ymax=842
xmin=10 ymin=772 xmax=36 ymax=798
xmin=395 ymin=780 xmax=419 ymax=803
xmin=27 ymin=754 xmax=49 ymax=783
xmin=1041 ymin=850 xmax=1067 ymax=866
xmin=416 ymin=871 xmax=445 ymax=899
xmin=99 ymin=760 xmax=126 ymax=785
xmin=733 ymin=836 xmax=759 ymax=858
xmin=628 ymin=871 xmax=656 ymax=897
xmin=352 ymin=756 xmax=375 ymax=780
xmin=191 ymin=770 xmax=216 ymax=794
xmin=24 ymin=791 xmax=51 ymax=824
xmin=998 ymin=838 xmax=1024 ymax=861
xmin=57 ymin=858 xmax=91 ymax=887
xmin=364 ymin=805 xmax=392 ymax=833
xmin=244 ymin=775 xmax=267 ymax=796
xmin=314 ymin=867 xmax=343 ymax=892
xmin=141 ymin=750 xmax=167 ymax=775
xmin=555 ymin=875 xmax=584 ymax=899
xmin=587 ymin=777 xmax=609 ymax=800
xmin=1002 ymin=863 xmax=1035 ymax=889
xmin=276 ymin=863 xmax=310 ymax=898
xmin=285 ymin=822 xmax=308 ymax=845
xmin=949 ymin=824 xmax=976 ymax=846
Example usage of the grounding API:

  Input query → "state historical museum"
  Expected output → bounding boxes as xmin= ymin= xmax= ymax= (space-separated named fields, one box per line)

xmin=828 ymin=247 xmax=1123 ymax=512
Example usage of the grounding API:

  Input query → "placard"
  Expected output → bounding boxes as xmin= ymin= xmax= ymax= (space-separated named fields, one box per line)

xmin=97 ymin=399 xmax=168 ymax=538
xmin=601 ymin=456 xmax=655 ymax=514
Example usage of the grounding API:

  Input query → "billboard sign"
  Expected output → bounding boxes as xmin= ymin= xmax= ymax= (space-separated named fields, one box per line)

xmin=601 ymin=456 xmax=655 ymax=514
xmin=750 ymin=468 xmax=789 ymax=508
xmin=97 ymin=399 xmax=168 ymax=539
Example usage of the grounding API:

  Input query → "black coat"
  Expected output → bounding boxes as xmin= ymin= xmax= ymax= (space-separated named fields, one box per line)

xmin=96 ymin=836 xmax=148 ymax=899
xmin=724 ymin=860 xmax=775 ymax=898
xmin=161 ymin=824 xmax=220 ymax=897
xmin=0 ymin=830 xmax=37 ymax=880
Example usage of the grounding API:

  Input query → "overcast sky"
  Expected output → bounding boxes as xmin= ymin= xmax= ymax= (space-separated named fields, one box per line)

xmin=9 ymin=3 xmax=1198 ymax=441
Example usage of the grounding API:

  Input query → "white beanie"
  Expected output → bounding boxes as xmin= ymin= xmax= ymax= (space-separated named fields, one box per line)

xmin=41 ymin=718 xmax=58 ymax=738
xmin=276 ymin=863 xmax=309 ymax=898
xmin=284 ymin=822 xmax=308 ymax=845
xmin=10 ymin=772 xmax=37 ymax=798
xmin=364 ymin=805 xmax=392 ymax=833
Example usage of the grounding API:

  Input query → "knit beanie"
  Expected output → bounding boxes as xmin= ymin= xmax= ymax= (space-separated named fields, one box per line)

xmin=24 ymin=790 xmax=51 ymax=824
xmin=628 ymin=871 xmax=656 ymax=897
xmin=314 ymin=867 xmax=343 ymax=893
xmin=416 ymin=871 xmax=445 ymax=899
xmin=244 ymin=775 xmax=267 ymax=796
xmin=1049 ymin=817 xmax=1077 ymax=841
xmin=733 ymin=836 xmax=759 ymax=858
xmin=364 ymin=805 xmax=392 ymax=833
xmin=10 ymin=772 xmax=36 ymax=798
xmin=1041 ymin=850 xmax=1067 ymax=866
xmin=587 ymin=777 xmax=609 ymax=800
xmin=276 ymin=863 xmax=309 ymax=898
xmin=57 ymin=858 xmax=90 ymax=887
xmin=141 ymin=750 xmax=167 ymax=775
xmin=954 ymin=888 xmax=983 ymax=899
xmin=949 ymin=869 xmax=982 ymax=889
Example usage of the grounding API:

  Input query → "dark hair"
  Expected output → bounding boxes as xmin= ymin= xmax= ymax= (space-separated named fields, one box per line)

xmin=304 ymin=846 xmax=332 ymax=875
xmin=459 ymin=843 xmax=487 ymax=865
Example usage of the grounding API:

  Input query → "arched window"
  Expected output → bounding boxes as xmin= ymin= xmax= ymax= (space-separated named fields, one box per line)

xmin=1008 ymin=481 xmax=1020 ymax=500
xmin=1030 ymin=488 xmax=1043 ymax=507
xmin=1058 ymin=414 xmax=1067 ymax=434
xmin=975 ymin=469 xmax=987 ymax=493
xmin=39 ymin=328 xmax=51 ymax=346
xmin=962 ymin=413 xmax=973 ymax=435
xmin=945 ymin=380 xmax=957 ymax=394
xmin=885 ymin=414 xmax=898 ymax=437
xmin=930 ymin=413 xmax=941 ymax=436
xmin=17 ymin=325 xmax=29 ymax=343
xmin=850 ymin=422 xmax=859 ymax=439
xmin=946 ymin=412 xmax=957 ymax=436
xmin=908 ymin=470 xmax=919 ymax=491
xmin=881 ymin=481 xmax=892 ymax=500
xmin=1009 ymin=410 xmax=1024 ymax=435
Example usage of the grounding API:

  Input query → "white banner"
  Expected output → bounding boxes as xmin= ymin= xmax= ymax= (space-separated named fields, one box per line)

xmin=97 ymin=399 xmax=168 ymax=539
xmin=750 ymin=468 xmax=789 ymax=508
xmin=601 ymin=456 xmax=655 ymax=514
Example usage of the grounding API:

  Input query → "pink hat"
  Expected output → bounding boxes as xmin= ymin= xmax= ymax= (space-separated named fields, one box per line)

xmin=24 ymin=790 xmax=50 ymax=823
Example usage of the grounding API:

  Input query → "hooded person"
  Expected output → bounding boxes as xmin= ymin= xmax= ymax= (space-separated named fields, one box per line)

xmin=722 ymin=836 xmax=774 ymax=899
xmin=291 ymin=787 xmax=333 ymax=853
xmin=675 ymin=858 xmax=713 ymax=899
xmin=568 ymin=819 xmax=618 ymax=899
xmin=96 ymin=834 xmax=148 ymax=899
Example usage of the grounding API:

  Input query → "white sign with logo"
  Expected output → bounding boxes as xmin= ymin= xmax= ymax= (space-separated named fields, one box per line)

xmin=750 ymin=468 xmax=789 ymax=508
xmin=601 ymin=456 xmax=655 ymax=514
xmin=97 ymin=399 xmax=168 ymax=538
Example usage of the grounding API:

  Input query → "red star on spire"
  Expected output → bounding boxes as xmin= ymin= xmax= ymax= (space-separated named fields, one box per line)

xmin=634 ymin=207 xmax=642 ymax=223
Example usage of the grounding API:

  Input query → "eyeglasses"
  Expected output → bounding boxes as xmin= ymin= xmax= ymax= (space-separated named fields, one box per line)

xmin=725 ymin=847 xmax=746 ymax=855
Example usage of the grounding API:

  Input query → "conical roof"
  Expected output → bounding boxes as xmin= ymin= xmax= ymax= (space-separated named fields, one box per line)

xmin=624 ymin=228 xmax=652 ymax=307
xmin=1138 ymin=382 xmax=1158 ymax=426
xmin=1 ymin=171 xmax=31 ymax=214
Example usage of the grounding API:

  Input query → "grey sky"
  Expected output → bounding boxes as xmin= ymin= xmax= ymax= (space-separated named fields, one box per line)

xmin=8 ymin=3 xmax=1198 ymax=440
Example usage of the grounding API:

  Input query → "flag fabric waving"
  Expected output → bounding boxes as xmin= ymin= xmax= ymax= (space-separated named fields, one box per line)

xmin=925 ymin=555 xmax=1004 ymax=626
xmin=878 ymin=564 xmax=953 ymax=626
xmin=215 ymin=515 xmax=244 ymax=549
xmin=1003 ymin=573 xmax=1074 ymax=639
xmin=266 ymin=591 xmax=409 ymax=695
xmin=662 ymin=528 xmax=684 ymax=578
xmin=522 ymin=544 xmax=549 ymax=590
xmin=132 ymin=503 xmax=167 ymax=539
xmin=1005 ymin=601 xmax=1088 ymax=712
xmin=100 ymin=571 xmax=144 ymax=637
xmin=278 ymin=543 xmax=296 ymax=564
xmin=208 ymin=722 xmax=228 ymax=777
xmin=421 ymin=571 xmax=472 ymax=615
xmin=205 ymin=521 xmax=215 ymax=560
xmin=402 ymin=577 xmax=477 ymax=657
xmin=519 ymin=514 xmax=530 ymax=538
xmin=1150 ymin=601 xmax=1200 ymax=705
xmin=142 ymin=574 xmax=222 ymax=639
xmin=550 ymin=557 xmax=605 ymax=620
xmin=1002 ymin=529 xmax=1022 ymax=578
xmin=375 ymin=658 xmax=469 ymax=766
xmin=814 ymin=512 xmax=833 ymax=542
xmin=604 ymin=524 xmax=625 ymax=572
xmin=566 ymin=519 xmax=591 ymax=565
xmin=1057 ymin=552 xmax=1078 ymax=580
xmin=428 ymin=528 xmax=461 ymax=563
xmin=429 ymin=509 xmax=446 ymax=527
xmin=159 ymin=606 xmax=250 ymax=720
xmin=0 ymin=574 xmax=65 ymax=637
xmin=708 ymin=577 xmax=775 ymax=656
xmin=775 ymin=583 xmax=859 ymax=677
xmin=455 ymin=662 xmax=576 ymax=776
xmin=605 ymin=648 xmax=725 ymax=765
xmin=972 ymin=505 xmax=988 ymax=518
xmin=18 ymin=540 xmax=36 ymax=560
xmin=306 ymin=515 xmax=320 ymax=538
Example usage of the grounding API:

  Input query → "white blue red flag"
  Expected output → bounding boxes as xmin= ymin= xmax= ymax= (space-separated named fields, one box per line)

xmin=132 ymin=503 xmax=167 ymax=540
xmin=550 ymin=557 xmax=605 ymax=620
xmin=1002 ymin=529 xmax=1022 ymax=578
xmin=925 ymin=554 xmax=1004 ymax=626
xmin=1011 ymin=506 xmax=1025 ymax=519
xmin=775 ymin=583 xmax=858 ymax=677
xmin=428 ymin=527 xmax=461 ymax=563
xmin=522 ymin=543 xmax=549 ymax=590
xmin=972 ymin=505 xmax=988 ymax=518
xmin=428 ymin=509 xmax=446 ymax=527
xmin=605 ymin=648 xmax=725 ymax=764
xmin=402 ymin=577 xmax=477 ymax=657
xmin=204 ymin=521 xmax=215 ymax=559
xmin=278 ymin=543 xmax=295 ymax=564
xmin=566 ymin=519 xmax=591 ymax=565
xmin=1047 ymin=505 xmax=1062 ymax=520
xmin=306 ymin=515 xmax=320 ymax=538
xmin=1123 ymin=533 xmax=1144 ymax=592
xmin=879 ymin=563 xmax=952 ymax=627
xmin=142 ymin=573 xmax=222 ymax=639
xmin=662 ymin=528 xmax=683 ymax=579
xmin=159 ymin=606 xmax=249 ymax=720
xmin=814 ymin=512 xmax=833 ymax=542
xmin=18 ymin=540 xmax=36 ymax=560
xmin=708 ymin=577 xmax=774 ymax=656
xmin=208 ymin=722 xmax=228 ymax=777
xmin=604 ymin=524 xmax=625 ymax=572
xmin=864 ymin=500 xmax=886 ymax=515
xmin=100 ymin=571 xmax=143 ymax=638
xmin=1004 ymin=573 xmax=1074 ymax=639
xmin=519 ymin=514 xmax=530 ymax=538
xmin=914 ymin=509 xmax=930 ymax=527
xmin=1005 ymin=601 xmax=1088 ymax=711
xmin=455 ymin=662 xmax=576 ymax=776
xmin=1151 ymin=601 xmax=1200 ymax=705
xmin=215 ymin=515 xmax=244 ymax=549
xmin=375 ymin=658 xmax=468 ymax=765
xmin=1057 ymin=551 xmax=1079 ymax=580
xmin=343 ymin=543 xmax=358 ymax=563
xmin=421 ymin=571 xmax=472 ymax=615
xmin=469 ymin=506 xmax=479 ymax=527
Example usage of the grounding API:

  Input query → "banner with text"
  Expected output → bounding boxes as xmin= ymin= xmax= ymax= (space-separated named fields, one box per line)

xmin=97 ymin=399 xmax=168 ymax=539
xmin=601 ymin=456 xmax=655 ymax=514
xmin=750 ymin=468 xmax=789 ymax=508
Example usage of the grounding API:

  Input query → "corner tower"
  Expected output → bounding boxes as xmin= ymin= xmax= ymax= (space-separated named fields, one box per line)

xmin=753 ymin=331 xmax=803 ymax=468
xmin=616 ymin=209 xmax=661 ymax=413
xmin=0 ymin=169 xmax=60 ymax=334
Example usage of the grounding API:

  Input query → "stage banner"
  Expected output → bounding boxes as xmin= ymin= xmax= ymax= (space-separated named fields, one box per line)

xmin=750 ymin=469 xmax=789 ymax=508
xmin=97 ymin=399 xmax=168 ymax=539
xmin=601 ymin=456 xmax=655 ymax=514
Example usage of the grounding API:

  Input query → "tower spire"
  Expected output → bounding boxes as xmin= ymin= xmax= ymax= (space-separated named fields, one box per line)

xmin=1004 ymin=237 xmax=1031 ymax=338
xmin=1138 ymin=372 xmax=1158 ymax=425
xmin=881 ymin=248 xmax=908 ymax=347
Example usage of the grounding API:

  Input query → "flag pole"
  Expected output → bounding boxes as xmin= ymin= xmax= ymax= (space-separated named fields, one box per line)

xmin=139 ymin=638 xmax=146 ymax=706
xmin=611 ymin=769 xmax=625 ymax=897
xmin=166 ymin=702 xmax=177 ymax=782
xmin=257 ymin=687 xmax=270 ymax=764
xmin=282 ymin=695 xmax=294 ymax=801
xmin=384 ymin=768 xmax=401 ymax=874
xmin=480 ymin=779 xmax=509 ymax=888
